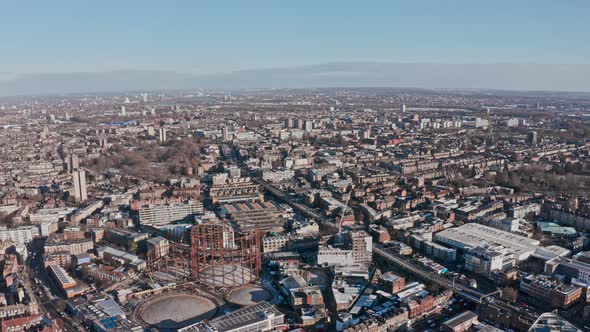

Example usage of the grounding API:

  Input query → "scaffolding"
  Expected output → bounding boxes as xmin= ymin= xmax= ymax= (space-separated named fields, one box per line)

xmin=190 ymin=222 xmax=262 ymax=288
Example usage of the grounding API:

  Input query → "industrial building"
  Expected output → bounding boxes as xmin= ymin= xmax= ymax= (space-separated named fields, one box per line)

xmin=179 ymin=301 xmax=285 ymax=332
xmin=208 ymin=176 xmax=263 ymax=204
xmin=434 ymin=223 xmax=540 ymax=261
xmin=219 ymin=200 xmax=288 ymax=233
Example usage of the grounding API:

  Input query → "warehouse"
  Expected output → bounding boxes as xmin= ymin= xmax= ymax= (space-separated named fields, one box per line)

xmin=434 ymin=223 xmax=540 ymax=261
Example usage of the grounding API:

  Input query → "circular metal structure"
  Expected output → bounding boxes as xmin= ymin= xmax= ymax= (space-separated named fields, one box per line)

xmin=191 ymin=222 xmax=262 ymax=288
xmin=226 ymin=286 xmax=272 ymax=306
xmin=138 ymin=293 xmax=217 ymax=330
xmin=199 ymin=264 xmax=256 ymax=288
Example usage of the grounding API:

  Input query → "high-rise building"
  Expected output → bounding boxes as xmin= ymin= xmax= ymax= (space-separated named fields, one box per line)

xmin=284 ymin=118 xmax=293 ymax=129
xmin=401 ymin=103 xmax=406 ymax=113
xmin=99 ymin=137 xmax=108 ymax=149
xmin=121 ymin=105 xmax=126 ymax=116
xmin=66 ymin=154 xmax=79 ymax=172
xmin=222 ymin=126 xmax=231 ymax=141
xmin=72 ymin=170 xmax=88 ymax=203
xmin=304 ymin=120 xmax=313 ymax=132
xmin=159 ymin=127 xmax=167 ymax=143
xmin=295 ymin=119 xmax=304 ymax=129
xmin=528 ymin=131 xmax=538 ymax=146
xmin=350 ymin=230 xmax=372 ymax=266
xmin=147 ymin=126 xmax=155 ymax=136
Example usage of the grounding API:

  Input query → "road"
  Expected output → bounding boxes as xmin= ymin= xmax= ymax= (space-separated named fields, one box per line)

xmin=372 ymin=245 xmax=539 ymax=325
xmin=28 ymin=241 xmax=86 ymax=332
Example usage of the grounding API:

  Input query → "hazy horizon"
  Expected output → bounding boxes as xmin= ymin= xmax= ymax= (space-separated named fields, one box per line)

xmin=1 ymin=62 xmax=590 ymax=97
xmin=3 ymin=1 xmax=590 ymax=95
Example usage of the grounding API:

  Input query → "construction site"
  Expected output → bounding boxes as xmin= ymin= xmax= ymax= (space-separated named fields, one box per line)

xmin=134 ymin=221 xmax=266 ymax=330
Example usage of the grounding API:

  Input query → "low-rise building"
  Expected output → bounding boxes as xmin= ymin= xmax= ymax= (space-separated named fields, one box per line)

xmin=442 ymin=310 xmax=479 ymax=332
xmin=520 ymin=275 xmax=582 ymax=308
xmin=179 ymin=301 xmax=285 ymax=332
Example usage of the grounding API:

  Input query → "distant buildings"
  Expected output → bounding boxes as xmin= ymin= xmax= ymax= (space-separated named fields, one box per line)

xmin=158 ymin=127 xmax=167 ymax=143
xmin=6 ymin=87 xmax=590 ymax=331
xmin=528 ymin=130 xmax=538 ymax=146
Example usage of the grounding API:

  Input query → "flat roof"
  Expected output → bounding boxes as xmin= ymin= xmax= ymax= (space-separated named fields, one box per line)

xmin=435 ymin=223 xmax=539 ymax=260
xmin=209 ymin=301 xmax=283 ymax=332
xmin=443 ymin=310 xmax=478 ymax=328
xmin=48 ymin=265 xmax=76 ymax=286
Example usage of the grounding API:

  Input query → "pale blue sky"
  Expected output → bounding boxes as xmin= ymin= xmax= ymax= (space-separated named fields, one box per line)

xmin=1 ymin=1 xmax=589 ymax=75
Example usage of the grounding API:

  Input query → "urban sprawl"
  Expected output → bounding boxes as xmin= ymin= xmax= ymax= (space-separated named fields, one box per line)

xmin=0 ymin=88 xmax=589 ymax=331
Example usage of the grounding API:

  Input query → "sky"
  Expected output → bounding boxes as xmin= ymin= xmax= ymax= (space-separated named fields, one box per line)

xmin=1 ymin=0 xmax=589 ymax=77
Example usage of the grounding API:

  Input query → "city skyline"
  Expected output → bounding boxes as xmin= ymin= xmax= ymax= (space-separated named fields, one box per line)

xmin=2 ymin=2 xmax=590 ymax=332
xmin=1 ymin=62 xmax=590 ymax=96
